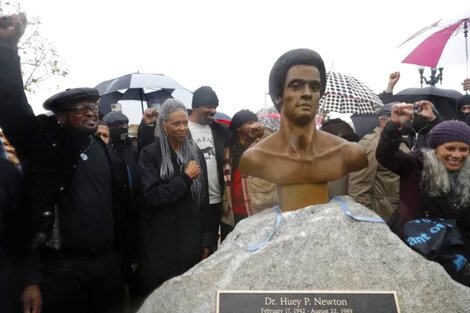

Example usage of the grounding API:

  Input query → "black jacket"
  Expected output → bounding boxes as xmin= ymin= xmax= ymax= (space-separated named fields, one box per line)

xmin=0 ymin=46 xmax=135 ymax=286
xmin=111 ymin=139 xmax=140 ymax=260
xmin=138 ymin=119 xmax=229 ymax=198
xmin=404 ymin=115 xmax=442 ymax=150
xmin=0 ymin=158 xmax=24 ymax=259
xmin=136 ymin=137 xmax=209 ymax=294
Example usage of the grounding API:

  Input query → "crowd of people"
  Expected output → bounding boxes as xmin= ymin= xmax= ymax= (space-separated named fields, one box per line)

xmin=0 ymin=13 xmax=280 ymax=313
xmin=1 ymin=11 xmax=470 ymax=313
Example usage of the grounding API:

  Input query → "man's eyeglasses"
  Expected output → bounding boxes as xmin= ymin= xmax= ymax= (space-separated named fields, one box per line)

xmin=66 ymin=105 xmax=100 ymax=115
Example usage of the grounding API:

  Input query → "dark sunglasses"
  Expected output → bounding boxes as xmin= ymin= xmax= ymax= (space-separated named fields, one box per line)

xmin=66 ymin=105 xmax=100 ymax=114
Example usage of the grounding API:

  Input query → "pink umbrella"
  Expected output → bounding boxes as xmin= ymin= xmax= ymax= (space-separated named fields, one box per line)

xmin=400 ymin=12 xmax=469 ymax=75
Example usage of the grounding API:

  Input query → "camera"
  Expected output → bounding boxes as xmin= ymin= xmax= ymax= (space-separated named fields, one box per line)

xmin=413 ymin=103 xmax=421 ymax=116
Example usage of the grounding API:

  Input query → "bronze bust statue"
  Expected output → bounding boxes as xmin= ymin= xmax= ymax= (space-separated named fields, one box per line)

xmin=240 ymin=49 xmax=368 ymax=211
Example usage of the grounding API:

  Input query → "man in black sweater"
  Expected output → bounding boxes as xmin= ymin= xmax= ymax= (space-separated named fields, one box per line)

xmin=0 ymin=157 xmax=24 ymax=313
xmin=0 ymin=13 xmax=134 ymax=313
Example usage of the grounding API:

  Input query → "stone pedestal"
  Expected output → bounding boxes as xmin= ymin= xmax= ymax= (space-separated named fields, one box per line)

xmin=138 ymin=197 xmax=470 ymax=313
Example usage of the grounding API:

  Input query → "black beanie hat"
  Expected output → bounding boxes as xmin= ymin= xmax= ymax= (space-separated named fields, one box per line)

xmin=426 ymin=120 xmax=470 ymax=148
xmin=102 ymin=111 xmax=129 ymax=126
xmin=230 ymin=109 xmax=258 ymax=131
xmin=457 ymin=95 xmax=470 ymax=110
xmin=192 ymin=86 xmax=219 ymax=108
xmin=378 ymin=102 xmax=399 ymax=118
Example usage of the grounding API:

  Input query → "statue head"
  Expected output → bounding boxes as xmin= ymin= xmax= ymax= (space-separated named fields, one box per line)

xmin=269 ymin=49 xmax=327 ymax=113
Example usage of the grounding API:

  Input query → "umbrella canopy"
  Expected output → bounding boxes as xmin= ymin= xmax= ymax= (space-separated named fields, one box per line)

xmin=393 ymin=86 xmax=462 ymax=120
xmin=351 ymin=114 xmax=380 ymax=139
xmin=395 ymin=86 xmax=462 ymax=101
xmin=214 ymin=112 xmax=231 ymax=126
xmin=319 ymin=71 xmax=383 ymax=115
xmin=256 ymin=106 xmax=280 ymax=131
xmin=255 ymin=106 xmax=324 ymax=132
xmin=400 ymin=11 xmax=470 ymax=72
xmin=96 ymin=73 xmax=186 ymax=94
xmin=95 ymin=73 xmax=193 ymax=123
xmin=99 ymin=89 xmax=175 ymax=113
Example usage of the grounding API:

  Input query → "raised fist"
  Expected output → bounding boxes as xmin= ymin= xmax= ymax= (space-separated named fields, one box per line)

xmin=462 ymin=78 xmax=470 ymax=91
xmin=0 ymin=13 xmax=27 ymax=50
xmin=142 ymin=108 xmax=158 ymax=125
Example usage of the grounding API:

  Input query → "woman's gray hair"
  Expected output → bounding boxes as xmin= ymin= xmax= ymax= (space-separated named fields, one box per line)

xmin=421 ymin=148 xmax=470 ymax=208
xmin=156 ymin=98 xmax=205 ymax=208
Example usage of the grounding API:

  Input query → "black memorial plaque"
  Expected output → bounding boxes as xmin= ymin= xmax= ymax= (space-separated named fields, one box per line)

xmin=217 ymin=291 xmax=400 ymax=313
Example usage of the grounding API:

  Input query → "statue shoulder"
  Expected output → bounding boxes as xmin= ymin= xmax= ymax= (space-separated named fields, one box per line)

xmin=342 ymin=141 xmax=368 ymax=171
xmin=241 ymin=136 xmax=272 ymax=162
xmin=316 ymin=131 xmax=368 ymax=171
xmin=316 ymin=130 xmax=347 ymax=151
xmin=240 ymin=133 xmax=281 ymax=176
xmin=239 ymin=147 xmax=263 ymax=177
xmin=249 ymin=131 xmax=281 ymax=151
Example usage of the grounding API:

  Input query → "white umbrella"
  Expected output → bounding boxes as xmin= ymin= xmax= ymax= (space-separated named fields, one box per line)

xmin=319 ymin=72 xmax=383 ymax=115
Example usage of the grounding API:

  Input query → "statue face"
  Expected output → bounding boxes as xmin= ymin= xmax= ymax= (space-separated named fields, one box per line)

xmin=281 ymin=65 xmax=321 ymax=126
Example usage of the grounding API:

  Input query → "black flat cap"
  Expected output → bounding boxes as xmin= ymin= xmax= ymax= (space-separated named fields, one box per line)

xmin=103 ymin=111 xmax=129 ymax=126
xmin=43 ymin=87 xmax=100 ymax=112
xmin=378 ymin=102 xmax=398 ymax=118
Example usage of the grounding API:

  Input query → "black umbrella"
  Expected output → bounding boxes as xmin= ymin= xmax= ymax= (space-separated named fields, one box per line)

xmin=96 ymin=73 xmax=186 ymax=94
xmin=351 ymin=114 xmax=380 ymax=139
xmin=95 ymin=73 xmax=192 ymax=117
xmin=393 ymin=86 xmax=462 ymax=120
xmin=99 ymin=89 xmax=175 ymax=116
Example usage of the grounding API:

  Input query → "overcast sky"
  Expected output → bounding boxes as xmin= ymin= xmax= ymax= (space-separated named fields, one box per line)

xmin=7 ymin=0 xmax=470 ymax=121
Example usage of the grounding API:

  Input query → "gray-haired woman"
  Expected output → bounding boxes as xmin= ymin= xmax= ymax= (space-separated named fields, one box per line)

xmin=136 ymin=99 xmax=209 ymax=298
xmin=377 ymin=102 xmax=470 ymax=286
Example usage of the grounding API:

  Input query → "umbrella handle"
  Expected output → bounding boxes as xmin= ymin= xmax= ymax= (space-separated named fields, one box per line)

xmin=140 ymin=89 xmax=145 ymax=114
xmin=465 ymin=19 xmax=469 ymax=94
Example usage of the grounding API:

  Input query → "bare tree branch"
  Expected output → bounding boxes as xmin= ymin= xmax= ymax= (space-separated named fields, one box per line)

xmin=1 ymin=0 xmax=68 ymax=94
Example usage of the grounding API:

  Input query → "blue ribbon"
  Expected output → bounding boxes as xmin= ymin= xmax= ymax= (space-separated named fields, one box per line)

xmin=333 ymin=196 xmax=387 ymax=224
xmin=246 ymin=206 xmax=282 ymax=252
xmin=246 ymin=197 xmax=385 ymax=252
